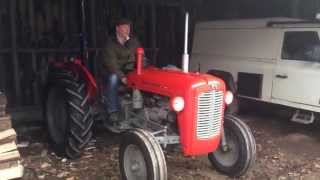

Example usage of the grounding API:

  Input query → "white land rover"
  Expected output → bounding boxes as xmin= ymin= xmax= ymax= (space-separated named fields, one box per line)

xmin=191 ymin=17 xmax=320 ymax=124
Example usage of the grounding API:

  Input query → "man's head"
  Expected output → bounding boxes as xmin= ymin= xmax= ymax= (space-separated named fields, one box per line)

xmin=115 ymin=18 xmax=131 ymax=40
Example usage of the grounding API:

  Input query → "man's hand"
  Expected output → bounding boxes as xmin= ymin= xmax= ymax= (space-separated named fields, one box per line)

xmin=121 ymin=77 xmax=127 ymax=85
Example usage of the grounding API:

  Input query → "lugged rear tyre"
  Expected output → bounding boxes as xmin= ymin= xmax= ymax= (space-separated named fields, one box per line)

xmin=46 ymin=73 xmax=93 ymax=159
xmin=208 ymin=114 xmax=256 ymax=177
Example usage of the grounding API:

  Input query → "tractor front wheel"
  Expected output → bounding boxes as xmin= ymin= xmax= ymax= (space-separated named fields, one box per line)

xmin=119 ymin=129 xmax=167 ymax=180
xmin=208 ymin=114 xmax=256 ymax=177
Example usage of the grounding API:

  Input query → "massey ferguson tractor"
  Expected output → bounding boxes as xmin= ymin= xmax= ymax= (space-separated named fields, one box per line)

xmin=44 ymin=4 xmax=256 ymax=179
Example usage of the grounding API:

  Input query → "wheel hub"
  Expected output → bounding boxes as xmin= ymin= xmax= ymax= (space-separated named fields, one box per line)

xmin=124 ymin=144 xmax=147 ymax=180
xmin=131 ymin=161 xmax=140 ymax=172
xmin=213 ymin=133 xmax=239 ymax=167
xmin=221 ymin=145 xmax=231 ymax=152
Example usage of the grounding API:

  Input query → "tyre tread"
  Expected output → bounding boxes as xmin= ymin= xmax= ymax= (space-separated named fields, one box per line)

xmin=208 ymin=114 xmax=256 ymax=177
xmin=46 ymin=70 xmax=93 ymax=159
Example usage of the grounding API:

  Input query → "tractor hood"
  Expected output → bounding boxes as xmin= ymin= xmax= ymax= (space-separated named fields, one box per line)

xmin=127 ymin=66 xmax=226 ymax=97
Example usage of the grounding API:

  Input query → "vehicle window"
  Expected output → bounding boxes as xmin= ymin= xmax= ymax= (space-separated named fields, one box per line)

xmin=281 ymin=31 xmax=320 ymax=61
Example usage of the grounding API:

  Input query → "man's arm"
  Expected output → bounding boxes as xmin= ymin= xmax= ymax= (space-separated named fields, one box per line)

xmin=103 ymin=44 xmax=125 ymax=78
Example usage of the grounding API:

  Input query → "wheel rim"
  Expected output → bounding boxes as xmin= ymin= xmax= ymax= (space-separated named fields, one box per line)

xmin=48 ymin=88 xmax=68 ymax=144
xmin=213 ymin=132 xmax=239 ymax=167
xmin=123 ymin=144 xmax=148 ymax=180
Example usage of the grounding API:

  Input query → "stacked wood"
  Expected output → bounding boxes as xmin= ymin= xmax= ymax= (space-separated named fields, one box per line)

xmin=0 ymin=93 xmax=23 ymax=179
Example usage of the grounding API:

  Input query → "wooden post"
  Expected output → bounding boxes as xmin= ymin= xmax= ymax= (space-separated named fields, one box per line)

xmin=10 ymin=0 xmax=21 ymax=106
xmin=28 ymin=0 xmax=36 ymax=46
xmin=0 ymin=7 xmax=5 ymax=92
xmin=61 ymin=0 xmax=67 ymax=35
xmin=31 ymin=52 xmax=38 ymax=105
xmin=44 ymin=1 xmax=52 ymax=33
xmin=0 ymin=57 xmax=5 ymax=91
xmin=150 ymin=0 xmax=157 ymax=64
xmin=90 ymin=0 xmax=98 ymax=78
xmin=28 ymin=0 xmax=39 ymax=105
xmin=0 ymin=2 xmax=6 ymax=91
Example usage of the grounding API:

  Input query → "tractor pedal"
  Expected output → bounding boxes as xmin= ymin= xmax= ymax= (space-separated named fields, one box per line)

xmin=104 ymin=122 xmax=127 ymax=133
xmin=116 ymin=121 xmax=131 ymax=130
xmin=290 ymin=110 xmax=315 ymax=124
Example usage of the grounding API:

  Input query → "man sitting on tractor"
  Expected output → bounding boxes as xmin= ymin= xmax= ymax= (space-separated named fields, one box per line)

xmin=102 ymin=18 xmax=141 ymax=128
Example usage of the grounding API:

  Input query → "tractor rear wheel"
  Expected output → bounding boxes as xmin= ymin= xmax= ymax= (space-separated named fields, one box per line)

xmin=119 ymin=129 xmax=167 ymax=180
xmin=208 ymin=114 xmax=256 ymax=177
xmin=46 ymin=76 xmax=93 ymax=159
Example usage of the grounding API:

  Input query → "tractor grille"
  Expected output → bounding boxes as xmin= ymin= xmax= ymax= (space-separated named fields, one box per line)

xmin=196 ymin=90 xmax=223 ymax=139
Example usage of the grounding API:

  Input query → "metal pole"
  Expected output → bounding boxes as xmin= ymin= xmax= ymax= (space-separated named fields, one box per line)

xmin=182 ymin=12 xmax=189 ymax=73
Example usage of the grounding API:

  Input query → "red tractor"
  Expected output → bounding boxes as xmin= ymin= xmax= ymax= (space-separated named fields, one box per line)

xmin=44 ymin=8 xmax=256 ymax=180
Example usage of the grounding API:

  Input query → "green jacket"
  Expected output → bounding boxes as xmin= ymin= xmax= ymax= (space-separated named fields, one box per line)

xmin=103 ymin=36 xmax=141 ymax=78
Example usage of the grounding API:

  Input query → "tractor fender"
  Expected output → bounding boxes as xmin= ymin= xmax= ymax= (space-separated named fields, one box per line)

xmin=207 ymin=69 xmax=236 ymax=94
xmin=48 ymin=59 xmax=97 ymax=102
xmin=72 ymin=59 xmax=98 ymax=100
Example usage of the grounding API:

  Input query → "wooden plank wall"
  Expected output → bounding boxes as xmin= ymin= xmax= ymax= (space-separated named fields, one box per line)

xmin=0 ymin=0 xmax=191 ymax=115
xmin=6 ymin=0 xmax=318 ymax=114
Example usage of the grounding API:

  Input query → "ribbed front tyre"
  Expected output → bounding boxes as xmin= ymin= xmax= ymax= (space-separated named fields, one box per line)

xmin=46 ymin=77 xmax=93 ymax=159
xmin=208 ymin=114 xmax=256 ymax=177
xmin=119 ymin=129 xmax=167 ymax=180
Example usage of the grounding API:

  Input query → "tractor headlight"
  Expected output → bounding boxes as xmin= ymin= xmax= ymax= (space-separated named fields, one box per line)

xmin=171 ymin=97 xmax=185 ymax=112
xmin=225 ymin=91 xmax=234 ymax=105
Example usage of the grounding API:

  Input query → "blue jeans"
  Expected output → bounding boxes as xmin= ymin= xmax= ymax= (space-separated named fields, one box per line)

xmin=104 ymin=73 xmax=121 ymax=114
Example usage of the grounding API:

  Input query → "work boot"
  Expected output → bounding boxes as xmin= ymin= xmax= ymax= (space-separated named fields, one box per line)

xmin=115 ymin=121 xmax=131 ymax=130
xmin=108 ymin=111 xmax=130 ymax=129
xmin=110 ymin=111 xmax=132 ymax=130
xmin=103 ymin=111 xmax=120 ymax=129
xmin=109 ymin=111 xmax=120 ymax=122
xmin=104 ymin=111 xmax=131 ymax=132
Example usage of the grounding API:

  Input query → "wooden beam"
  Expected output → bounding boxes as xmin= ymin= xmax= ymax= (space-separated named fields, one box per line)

xmin=90 ymin=0 xmax=97 ymax=48
xmin=0 ymin=129 xmax=16 ymax=144
xmin=0 ymin=151 xmax=20 ymax=164
xmin=10 ymin=0 xmax=21 ymax=106
xmin=0 ymin=2 xmax=6 ymax=92
xmin=0 ymin=49 xmax=11 ymax=53
xmin=89 ymin=0 xmax=98 ymax=78
xmin=0 ymin=58 xmax=5 ymax=91
xmin=0 ymin=164 xmax=23 ymax=179
xmin=150 ymin=0 xmax=157 ymax=64
xmin=0 ymin=142 xmax=17 ymax=154
xmin=0 ymin=116 xmax=12 ymax=131
xmin=28 ymin=0 xmax=39 ymax=105
xmin=0 ymin=160 xmax=18 ymax=170
xmin=31 ymin=52 xmax=38 ymax=105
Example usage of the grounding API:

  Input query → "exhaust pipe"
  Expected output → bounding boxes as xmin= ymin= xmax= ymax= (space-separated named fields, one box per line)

xmin=182 ymin=12 xmax=189 ymax=73
xmin=136 ymin=47 xmax=144 ymax=75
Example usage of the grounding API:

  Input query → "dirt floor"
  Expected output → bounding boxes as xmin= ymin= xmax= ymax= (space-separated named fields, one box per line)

xmin=17 ymin=109 xmax=320 ymax=180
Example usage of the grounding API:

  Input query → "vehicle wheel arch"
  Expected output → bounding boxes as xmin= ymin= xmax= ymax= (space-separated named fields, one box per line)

xmin=207 ymin=69 xmax=238 ymax=114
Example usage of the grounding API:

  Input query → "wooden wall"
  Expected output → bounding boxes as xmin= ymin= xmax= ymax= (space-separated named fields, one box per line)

xmin=2 ymin=0 xmax=315 ymax=112
xmin=0 ymin=0 xmax=192 ymax=111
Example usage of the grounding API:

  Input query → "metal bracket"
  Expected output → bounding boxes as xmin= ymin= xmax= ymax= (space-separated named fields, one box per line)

xmin=152 ymin=126 xmax=180 ymax=147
